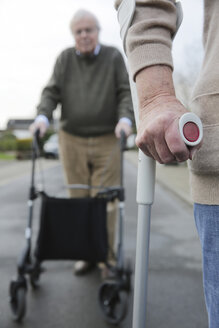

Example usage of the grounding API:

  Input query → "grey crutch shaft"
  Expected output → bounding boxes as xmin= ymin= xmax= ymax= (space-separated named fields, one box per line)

xmin=133 ymin=204 xmax=152 ymax=328
xmin=133 ymin=150 xmax=155 ymax=328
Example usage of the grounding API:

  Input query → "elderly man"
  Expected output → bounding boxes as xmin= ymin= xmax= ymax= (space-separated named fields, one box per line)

xmin=30 ymin=9 xmax=133 ymax=275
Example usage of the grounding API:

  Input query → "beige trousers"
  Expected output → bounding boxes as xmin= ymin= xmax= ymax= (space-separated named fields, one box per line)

xmin=58 ymin=130 xmax=120 ymax=261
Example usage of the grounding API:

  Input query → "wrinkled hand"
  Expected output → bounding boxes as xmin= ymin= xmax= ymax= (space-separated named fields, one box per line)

xmin=29 ymin=120 xmax=48 ymax=138
xmin=136 ymin=95 xmax=200 ymax=164
xmin=134 ymin=65 xmax=202 ymax=164
xmin=115 ymin=121 xmax=132 ymax=138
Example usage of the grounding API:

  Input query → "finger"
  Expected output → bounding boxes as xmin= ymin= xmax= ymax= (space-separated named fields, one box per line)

xmin=114 ymin=127 xmax=120 ymax=138
xmin=29 ymin=123 xmax=35 ymax=131
xmin=39 ymin=127 xmax=45 ymax=138
xmin=154 ymin=136 xmax=176 ymax=164
xmin=165 ymin=120 xmax=190 ymax=162
xmin=147 ymin=143 xmax=163 ymax=163
xmin=115 ymin=124 xmax=131 ymax=138
xmin=38 ymin=122 xmax=48 ymax=138
xmin=167 ymin=137 xmax=189 ymax=162
xmin=126 ymin=127 xmax=132 ymax=137
xmin=136 ymin=135 xmax=163 ymax=163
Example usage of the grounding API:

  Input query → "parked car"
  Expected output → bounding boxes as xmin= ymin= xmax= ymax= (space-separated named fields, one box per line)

xmin=43 ymin=134 xmax=59 ymax=159
xmin=126 ymin=133 xmax=136 ymax=149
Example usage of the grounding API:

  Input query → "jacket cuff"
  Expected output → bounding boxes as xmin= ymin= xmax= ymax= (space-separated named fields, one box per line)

xmin=35 ymin=114 xmax=50 ymax=127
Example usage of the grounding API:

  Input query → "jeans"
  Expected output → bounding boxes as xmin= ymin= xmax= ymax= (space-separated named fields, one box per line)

xmin=194 ymin=204 xmax=219 ymax=328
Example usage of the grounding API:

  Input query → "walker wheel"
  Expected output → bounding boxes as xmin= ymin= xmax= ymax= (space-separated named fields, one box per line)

xmin=30 ymin=260 xmax=45 ymax=289
xmin=9 ymin=282 xmax=26 ymax=322
xmin=98 ymin=280 xmax=128 ymax=324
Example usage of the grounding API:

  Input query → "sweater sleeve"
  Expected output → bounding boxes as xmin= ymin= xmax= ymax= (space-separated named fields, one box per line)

xmin=37 ymin=53 xmax=64 ymax=120
xmin=114 ymin=50 xmax=135 ymax=124
xmin=115 ymin=0 xmax=178 ymax=80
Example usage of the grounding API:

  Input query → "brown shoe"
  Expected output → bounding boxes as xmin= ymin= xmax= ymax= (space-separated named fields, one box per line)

xmin=74 ymin=261 xmax=95 ymax=276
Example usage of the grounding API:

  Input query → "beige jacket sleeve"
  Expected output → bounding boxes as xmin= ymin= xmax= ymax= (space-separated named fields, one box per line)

xmin=115 ymin=0 xmax=178 ymax=80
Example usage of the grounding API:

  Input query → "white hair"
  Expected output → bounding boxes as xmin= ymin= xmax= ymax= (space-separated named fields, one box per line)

xmin=70 ymin=9 xmax=100 ymax=32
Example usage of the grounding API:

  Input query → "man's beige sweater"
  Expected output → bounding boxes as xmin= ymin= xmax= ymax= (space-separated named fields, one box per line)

xmin=115 ymin=0 xmax=219 ymax=205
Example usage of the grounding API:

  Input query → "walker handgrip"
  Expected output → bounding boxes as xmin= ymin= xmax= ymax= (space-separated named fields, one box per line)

xmin=179 ymin=112 xmax=203 ymax=147
xmin=120 ymin=129 xmax=127 ymax=151
xmin=34 ymin=128 xmax=40 ymax=141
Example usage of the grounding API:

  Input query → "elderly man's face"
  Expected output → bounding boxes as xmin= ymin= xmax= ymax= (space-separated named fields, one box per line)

xmin=72 ymin=17 xmax=99 ymax=55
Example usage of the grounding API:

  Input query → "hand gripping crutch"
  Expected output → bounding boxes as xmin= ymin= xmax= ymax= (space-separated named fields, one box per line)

xmin=117 ymin=1 xmax=203 ymax=327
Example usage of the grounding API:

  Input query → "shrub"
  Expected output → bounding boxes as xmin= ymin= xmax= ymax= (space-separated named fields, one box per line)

xmin=0 ymin=128 xmax=56 ymax=152
xmin=0 ymin=132 xmax=17 ymax=151
xmin=16 ymin=138 xmax=32 ymax=151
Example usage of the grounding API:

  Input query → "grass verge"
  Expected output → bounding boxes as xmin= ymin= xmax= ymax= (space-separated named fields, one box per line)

xmin=0 ymin=152 xmax=16 ymax=160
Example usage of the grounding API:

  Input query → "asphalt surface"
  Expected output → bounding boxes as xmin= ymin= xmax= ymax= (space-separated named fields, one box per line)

xmin=0 ymin=155 xmax=208 ymax=328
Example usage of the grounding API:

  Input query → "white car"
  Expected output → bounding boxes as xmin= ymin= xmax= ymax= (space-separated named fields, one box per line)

xmin=43 ymin=134 xmax=59 ymax=158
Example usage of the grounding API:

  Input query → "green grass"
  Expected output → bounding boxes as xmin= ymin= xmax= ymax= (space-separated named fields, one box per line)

xmin=0 ymin=152 xmax=16 ymax=160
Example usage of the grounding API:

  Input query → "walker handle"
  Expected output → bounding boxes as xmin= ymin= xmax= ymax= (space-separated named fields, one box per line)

xmin=34 ymin=128 xmax=40 ymax=143
xmin=32 ymin=128 xmax=40 ymax=158
xmin=120 ymin=129 xmax=127 ymax=152
xmin=179 ymin=112 xmax=203 ymax=147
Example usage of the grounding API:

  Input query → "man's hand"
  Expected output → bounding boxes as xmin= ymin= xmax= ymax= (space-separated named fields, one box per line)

xmin=136 ymin=95 xmax=193 ymax=163
xmin=115 ymin=120 xmax=132 ymax=138
xmin=29 ymin=120 xmax=48 ymax=138
xmin=135 ymin=65 xmax=201 ymax=164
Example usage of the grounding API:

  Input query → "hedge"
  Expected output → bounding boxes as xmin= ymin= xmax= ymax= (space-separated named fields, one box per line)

xmin=0 ymin=129 xmax=55 ymax=152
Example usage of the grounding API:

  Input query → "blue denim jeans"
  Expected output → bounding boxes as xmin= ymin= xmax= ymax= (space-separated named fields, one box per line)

xmin=194 ymin=204 xmax=219 ymax=328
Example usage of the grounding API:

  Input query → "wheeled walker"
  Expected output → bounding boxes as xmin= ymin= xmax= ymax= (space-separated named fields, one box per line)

xmin=9 ymin=129 xmax=132 ymax=324
xmin=98 ymin=130 xmax=132 ymax=325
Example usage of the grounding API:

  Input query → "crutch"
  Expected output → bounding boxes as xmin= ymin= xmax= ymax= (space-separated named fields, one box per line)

xmin=117 ymin=1 xmax=203 ymax=327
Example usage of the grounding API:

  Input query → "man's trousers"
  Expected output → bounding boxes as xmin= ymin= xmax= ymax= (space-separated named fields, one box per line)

xmin=59 ymin=129 xmax=121 ymax=261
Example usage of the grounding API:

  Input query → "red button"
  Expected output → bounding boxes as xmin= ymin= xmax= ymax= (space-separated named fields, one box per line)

xmin=183 ymin=122 xmax=199 ymax=142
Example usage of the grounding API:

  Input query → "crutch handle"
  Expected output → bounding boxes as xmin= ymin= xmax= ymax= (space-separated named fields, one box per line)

xmin=179 ymin=112 xmax=203 ymax=147
xmin=136 ymin=112 xmax=203 ymax=205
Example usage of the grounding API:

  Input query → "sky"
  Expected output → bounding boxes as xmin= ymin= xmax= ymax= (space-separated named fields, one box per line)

xmin=0 ymin=0 xmax=203 ymax=130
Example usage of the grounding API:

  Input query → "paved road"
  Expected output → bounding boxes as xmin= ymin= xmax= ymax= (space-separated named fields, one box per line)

xmin=0 ymin=158 xmax=208 ymax=327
